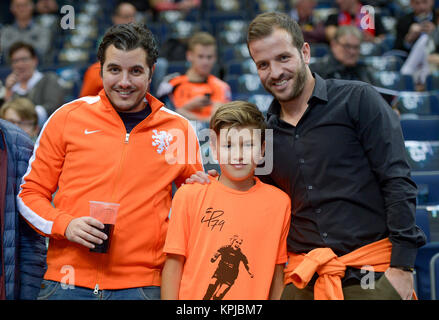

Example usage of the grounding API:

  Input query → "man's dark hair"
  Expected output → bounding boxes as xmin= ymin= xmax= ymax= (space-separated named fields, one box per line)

xmin=8 ymin=41 xmax=37 ymax=59
xmin=97 ymin=23 xmax=158 ymax=69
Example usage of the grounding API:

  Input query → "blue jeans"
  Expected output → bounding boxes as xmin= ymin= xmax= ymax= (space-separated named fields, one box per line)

xmin=37 ymin=280 xmax=161 ymax=300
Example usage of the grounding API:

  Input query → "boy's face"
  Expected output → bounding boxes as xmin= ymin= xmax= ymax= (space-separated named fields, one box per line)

xmin=212 ymin=125 xmax=265 ymax=183
xmin=187 ymin=44 xmax=216 ymax=78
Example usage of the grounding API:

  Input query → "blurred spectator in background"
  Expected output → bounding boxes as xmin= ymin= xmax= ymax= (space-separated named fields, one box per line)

xmin=0 ymin=97 xmax=40 ymax=141
xmin=310 ymin=25 xmax=373 ymax=83
xmin=80 ymin=2 xmax=138 ymax=97
xmin=325 ymin=0 xmax=386 ymax=43
xmin=157 ymin=32 xmax=231 ymax=123
xmin=0 ymin=0 xmax=52 ymax=64
xmin=290 ymin=0 xmax=327 ymax=44
xmin=4 ymin=42 xmax=64 ymax=117
xmin=35 ymin=0 xmax=59 ymax=15
xmin=394 ymin=0 xmax=437 ymax=54
xmin=150 ymin=0 xmax=200 ymax=12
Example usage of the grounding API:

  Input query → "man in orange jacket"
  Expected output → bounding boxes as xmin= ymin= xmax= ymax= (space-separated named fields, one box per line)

xmin=17 ymin=23 xmax=203 ymax=300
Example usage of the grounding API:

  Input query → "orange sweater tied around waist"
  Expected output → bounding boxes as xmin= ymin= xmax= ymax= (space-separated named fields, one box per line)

xmin=284 ymin=238 xmax=416 ymax=300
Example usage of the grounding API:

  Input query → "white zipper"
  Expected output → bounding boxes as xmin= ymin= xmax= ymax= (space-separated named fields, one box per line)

xmin=125 ymin=133 xmax=130 ymax=144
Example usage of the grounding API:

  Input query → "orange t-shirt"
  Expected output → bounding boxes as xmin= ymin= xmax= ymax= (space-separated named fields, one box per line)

xmin=164 ymin=176 xmax=291 ymax=300
xmin=168 ymin=74 xmax=231 ymax=118
xmin=79 ymin=61 xmax=103 ymax=97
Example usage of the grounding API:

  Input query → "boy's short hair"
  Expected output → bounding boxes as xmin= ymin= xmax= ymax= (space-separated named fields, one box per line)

xmin=210 ymin=101 xmax=266 ymax=144
xmin=188 ymin=32 xmax=216 ymax=51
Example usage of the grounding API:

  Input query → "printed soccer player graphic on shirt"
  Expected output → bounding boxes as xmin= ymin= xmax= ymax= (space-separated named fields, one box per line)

xmin=203 ymin=235 xmax=254 ymax=300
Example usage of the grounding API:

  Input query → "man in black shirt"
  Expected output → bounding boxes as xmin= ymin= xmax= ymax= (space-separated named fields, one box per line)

xmin=246 ymin=12 xmax=426 ymax=300
xmin=187 ymin=12 xmax=426 ymax=299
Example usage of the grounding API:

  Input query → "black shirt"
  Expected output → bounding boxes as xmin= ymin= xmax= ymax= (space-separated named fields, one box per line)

xmin=258 ymin=74 xmax=426 ymax=274
xmin=117 ymin=104 xmax=152 ymax=133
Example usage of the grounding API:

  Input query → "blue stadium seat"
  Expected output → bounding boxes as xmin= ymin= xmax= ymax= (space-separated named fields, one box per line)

xmin=426 ymin=73 xmax=439 ymax=91
xmin=224 ymin=59 xmax=257 ymax=76
xmin=370 ymin=71 xmax=415 ymax=91
xmin=415 ymin=208 xmax=439 ymax=300
xmin=393 ymin=91 xmax=439 ymax=116
xmin=412 ymin=173 xmax=439 ymax=204
xmin=0 ymin=66 xmax=11 ymax=82
xmin=233 ymin=93 xmax=273 ymax=116
xmin=362 ymin=55 xmax=403 ymax=72
xmin=400 ymin=118 xmax=439 ymax=141
xmin=310 ymin=43 xmax=329 ymax=58
xmin=220 ymin=43 xmax=250 ymax=61
xmin=405 ymin=142 xmax=439 ymax=173
xmin=226 ymin=74 xmax=266 ymax=95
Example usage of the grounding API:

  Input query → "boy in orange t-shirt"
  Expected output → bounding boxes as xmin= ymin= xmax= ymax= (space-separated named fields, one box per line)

xmin=162 ymin=101 xmax=291 ymax=300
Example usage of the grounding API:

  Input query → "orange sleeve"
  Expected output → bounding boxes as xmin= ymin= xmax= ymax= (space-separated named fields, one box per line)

xmin=210 ymin=80 xmax=231 ymax=104
xmin=17 ymin=105 xmax=75 ymax=239
xmin=79 ymin=62 xmax=103 ymax=97
xmin=173 ymin=120 xmax=204 ymax=187
xmin=276 ymin=197 xmax=292 ymax=265
xmin=163 ymin=185 xmax=192 ymax=257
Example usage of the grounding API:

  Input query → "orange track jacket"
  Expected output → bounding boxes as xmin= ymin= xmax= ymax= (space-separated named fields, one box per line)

xmin=17 ymin=90 xmax=203 ymax=290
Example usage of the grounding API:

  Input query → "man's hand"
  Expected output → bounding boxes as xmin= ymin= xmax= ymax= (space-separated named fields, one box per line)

xmin=65 ymin=217 xmax=108 ymax=249
xmin=384 ymin=267 xmax=414 ymax=300
xmin=185 ymin=169 xmax=218 ymax=184
xmin=184 ymin=95 xmax=211 ymax=111
xmin=421 ymin=21 xmax=435 ymax=34
xmin=5 ymin=73 xmax=18 ymax=90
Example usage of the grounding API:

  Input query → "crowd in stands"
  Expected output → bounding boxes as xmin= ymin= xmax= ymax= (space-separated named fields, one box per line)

xmin=0 ymin=0 xmax=438 ymax=133
xmin=0 ymin=0 xmax=438 ymax=301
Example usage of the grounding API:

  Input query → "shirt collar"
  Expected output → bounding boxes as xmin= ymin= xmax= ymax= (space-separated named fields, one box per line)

xmin=266 ymin=72 xmax=328 ymax=122
xmin=12 ymin=70 xmax=43 ymax=95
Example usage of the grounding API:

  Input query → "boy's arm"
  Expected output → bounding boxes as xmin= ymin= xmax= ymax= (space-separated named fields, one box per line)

xmin=161 ymin=254 xmax=185 ymax=300
xmin=269 ymin=264 xmax=285 ymax=300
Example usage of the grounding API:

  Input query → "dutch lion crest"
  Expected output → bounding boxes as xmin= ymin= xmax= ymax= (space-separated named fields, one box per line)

xmin=152 ymin=129 xmax=173 ymax=154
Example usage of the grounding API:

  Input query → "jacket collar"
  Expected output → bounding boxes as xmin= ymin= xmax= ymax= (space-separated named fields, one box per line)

xmin=98 ymin=89 xmax=164 ymax=116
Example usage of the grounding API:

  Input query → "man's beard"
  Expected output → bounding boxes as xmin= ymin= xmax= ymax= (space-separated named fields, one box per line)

xmin=265 ymin=59 xmax=308 ymax=103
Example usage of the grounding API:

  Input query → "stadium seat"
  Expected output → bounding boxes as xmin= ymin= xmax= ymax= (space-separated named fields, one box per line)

xmin=405 ymin=141 xmax=439 ymax=173
xmin=412 ymin=173 xmax=439 ymax=204
xmin=425 ymin=73 xmax=439 ymax=91
xmin=226 ymin=74 xmax=266 ymax=95
xmin=224 ymin=58 xmax=257 ymax=76
xmin=400 ymin=118 xmax=439 ymax=141
xmin=414 ymin=208 xmax=439 ymax=300
xmin=393 ymin=91 xmax=439 ymax=116
xmin=370 ymin=71 xmax=415 ymax=91
xmin=310 ymin=43 xmax=329 ymax=58
xmin=362 ymin=55 xmax=403 ymax=72
xmin=220 ymin=43 xmax=250 ymax=61
xmin=233 ymin=93 xmax=273 ymax=116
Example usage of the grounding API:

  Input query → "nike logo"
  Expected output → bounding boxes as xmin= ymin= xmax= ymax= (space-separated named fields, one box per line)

xmin=84 ymin=129 xmax=101 ymax=135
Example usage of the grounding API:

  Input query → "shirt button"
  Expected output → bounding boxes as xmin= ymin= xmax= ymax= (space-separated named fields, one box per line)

xmin=299 ymin=158 xmax=305 ymax=164
xmin=307 ymin=185 xmax=313 ymax=190
xmin=315 ymin=208 xmax=322 ymax=214
xmin=322 ymin=232 xmax=328 ymax=238
xmin=295 ymin=134 xmax=300 ymax=139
